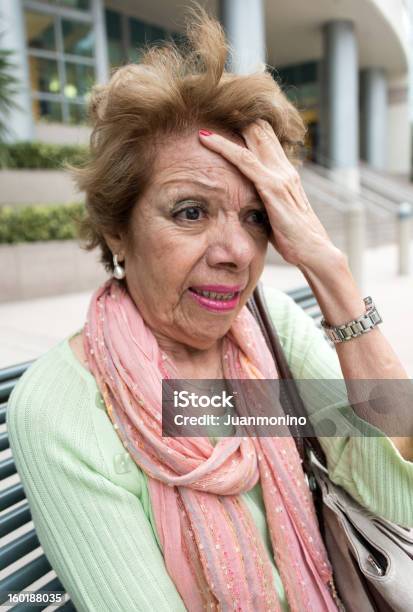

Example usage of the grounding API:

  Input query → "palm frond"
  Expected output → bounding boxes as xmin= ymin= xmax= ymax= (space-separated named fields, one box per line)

xmin=0 ymin=46 xmax=21 ymax=142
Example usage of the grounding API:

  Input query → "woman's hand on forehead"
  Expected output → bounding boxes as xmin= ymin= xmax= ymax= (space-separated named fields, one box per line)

xmin=198 ymin=121 xmax=341 ymax=271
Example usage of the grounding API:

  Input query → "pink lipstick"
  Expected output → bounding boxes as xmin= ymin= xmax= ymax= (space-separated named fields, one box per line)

xmin=187 ymin=284 xmax=244 ymax=312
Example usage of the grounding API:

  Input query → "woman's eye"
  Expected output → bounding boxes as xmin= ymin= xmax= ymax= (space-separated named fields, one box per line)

xmin=248 ymin=209 xmax=269 ymax=227
xmin=174 ymin=205 xmax=205 ymax=221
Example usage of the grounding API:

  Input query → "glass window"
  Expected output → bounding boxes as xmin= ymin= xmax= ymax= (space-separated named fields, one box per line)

xmin=129 ymin=19 xmax=168 ymax=46
xmin=128 ymin=18 xmax=169 ymax=62
xmin=105 ymin=9 xmax=122 ymax=39
xmin=60 ymin=0 xmax=90 ymax=8
xmin=34 ymin=0 xmax=90 ymax=9
xmin=32 ymin=98 xmax=63 ymax=122
xmin=297 ymin=83 xmax=319 ymax=108
xmin=128 ymin=18 xmax=149 ymax=62
xmin=28 ymin=56 xmax=61 ymax=94
xmin=25 ymin=11 xmax=56 ymax=51
xmin=64 ymin=62 xmax=94 ymax=99
xmin=105 ymin=10 xmax=185 ymax=67
xmin=67 ymin=102 xmax=88 ymax=124
xmin=24 ymin=5 xmax=96 ymax=124
xmin=277 ymin=61 xmax=318 ymax=86
xmin=130 ymin=18 xmax=150 ymax=46
xmin=108 ymin=40 xmax=124 ymax=67
xmin=105 ymin=9 xmax=124 ymax=67
xmin=62 ymin=19 xmax=94 ymax=57
xmin=301 ymin=63 xmax=317 ymax=83
xmin=149 ymin=25 xmax=166 ymax=43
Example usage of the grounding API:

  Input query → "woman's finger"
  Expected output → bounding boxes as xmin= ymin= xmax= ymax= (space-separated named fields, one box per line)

xmin=242 ymin=120 xmax=279 ymax=169
xmin=244 ymin=120 xmax=293 ymax=171
xmin=198 ymin=129 xmax=274 ymax=190
xmin=257 ymin=119 xmax=290 ymax=161
xmin=252 ymin=122 xmax=310 ymax=214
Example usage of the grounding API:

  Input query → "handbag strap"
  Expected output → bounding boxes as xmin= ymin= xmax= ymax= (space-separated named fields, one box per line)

xmin=247 ymin=282 xmax=327 ymax=469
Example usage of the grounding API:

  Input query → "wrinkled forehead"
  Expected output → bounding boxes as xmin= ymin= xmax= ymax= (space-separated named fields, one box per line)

xmin=148 ymin=129 xmax=254 ymax=194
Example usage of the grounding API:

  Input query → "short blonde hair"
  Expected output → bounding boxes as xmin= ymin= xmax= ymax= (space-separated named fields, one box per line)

xmin=72 ymin=3 xmax=306 ymax=273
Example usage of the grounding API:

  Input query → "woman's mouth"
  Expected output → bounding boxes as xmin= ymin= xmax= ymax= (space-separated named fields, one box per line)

xmin=187 ymin=287 xmax=241 ymax=312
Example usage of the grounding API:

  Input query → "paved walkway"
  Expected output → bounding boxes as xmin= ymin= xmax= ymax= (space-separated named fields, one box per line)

xmin=1 ymin=243 xmax=412 ymax=376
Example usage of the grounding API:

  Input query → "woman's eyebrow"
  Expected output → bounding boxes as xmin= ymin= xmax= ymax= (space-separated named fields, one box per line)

xmin=163 ymin=179 xmax=264 ymax=204
xmin=162 ymin=178 xmax=223 ymax=193
xmin=162 ymin=179 xmax=265 ymax=211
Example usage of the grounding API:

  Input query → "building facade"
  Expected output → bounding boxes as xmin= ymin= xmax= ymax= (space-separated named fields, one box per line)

xmin=0 ymin=0 xmax=411 ymax=179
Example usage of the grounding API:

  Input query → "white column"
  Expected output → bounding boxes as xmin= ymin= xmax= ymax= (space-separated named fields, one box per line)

xmin=398 ymin=203 xmax=413 ymax=275
xmin=319 ymin=20 xmax=359 ymax=191
xmin=360 ymin=68 xmax=387 ymax=170
xmin=408 ymin=0 xmax=413 ymax=180
xmin=219 ymin=0 xmax=266 ymax=74
xmin=345 ymin=203 xmax=365 ymax=292
xmin=91 ymin=0 xmax=109 ymax=84
xmin=0 ymin=0 xmax=34 ymax=141
xmin=319 ymin=20 xmax=364 ymax=290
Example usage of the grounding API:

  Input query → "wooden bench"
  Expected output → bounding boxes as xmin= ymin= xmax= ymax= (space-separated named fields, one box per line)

xmin=0 ymin=286 xmax=321 ymax=611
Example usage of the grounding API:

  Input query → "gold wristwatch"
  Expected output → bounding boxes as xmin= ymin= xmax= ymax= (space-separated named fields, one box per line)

xmin=320 ymin=297 xmax=383 ymax=344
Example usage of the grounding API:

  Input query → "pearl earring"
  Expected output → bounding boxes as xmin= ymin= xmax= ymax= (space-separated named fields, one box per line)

xmin=113 ymin=254 xmax=126 ymax=280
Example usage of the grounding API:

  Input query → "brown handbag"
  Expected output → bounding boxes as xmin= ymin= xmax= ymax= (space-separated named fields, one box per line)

xmin=247 ymin=283 xmax=413 ymax=612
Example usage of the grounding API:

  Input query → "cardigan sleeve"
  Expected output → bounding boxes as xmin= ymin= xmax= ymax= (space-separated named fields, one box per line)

xmin=263 ymin=284 xmax=413 ymax=528
xmin=6 ymin=348 xmax=187 ymax=612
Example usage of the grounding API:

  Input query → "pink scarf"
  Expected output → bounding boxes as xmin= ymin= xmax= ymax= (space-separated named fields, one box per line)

xmin=84 ymin=278 xmax=339 ymax=611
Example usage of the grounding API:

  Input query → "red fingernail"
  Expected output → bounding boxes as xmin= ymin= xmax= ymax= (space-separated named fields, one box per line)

xmin=199 ymin=129 xmax=213 ymax=137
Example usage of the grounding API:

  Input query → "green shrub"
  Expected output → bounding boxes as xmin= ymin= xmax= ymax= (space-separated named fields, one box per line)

xmin=0 ymin=141 xmax=88 ymax=169
xmin=0 ymin=203 xmax=85 ymax=244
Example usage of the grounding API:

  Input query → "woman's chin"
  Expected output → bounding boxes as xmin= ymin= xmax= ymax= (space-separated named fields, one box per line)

xmin=180 ymin=319 xmax=232 ymax=350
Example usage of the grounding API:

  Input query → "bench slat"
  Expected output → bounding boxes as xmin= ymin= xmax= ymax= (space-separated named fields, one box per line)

xmin=0 ymin=503 xmax=32 ymax=538
xmin=0 ymin=529 xmax=40 ymax=571
xmin=0 ymin=403 xmax=7 ymax=425
xmin=287 ymin=286 xmax=313 ymax=301
xmin=0 ymin=380 xmax=23 ymax=404
xmin=0 ymin=431 xmax=9 ymax=452
xmin=0 ymin=483 xmax=26 ymax=512
xmin=0 ymin=362 xmax=33 ymax=384
xmin=0 ymin=456 xmax=16 ymax=480
xmin=0 ymin=554 xmax=52 ymax=603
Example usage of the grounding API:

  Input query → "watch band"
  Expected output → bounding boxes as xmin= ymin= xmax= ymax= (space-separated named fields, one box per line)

xmin=320 ymin=296 xmax=383 ymax=344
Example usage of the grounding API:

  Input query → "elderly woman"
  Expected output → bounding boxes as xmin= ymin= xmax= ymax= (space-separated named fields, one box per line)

xmin=7 ymin=7 xmax=413 ymax=612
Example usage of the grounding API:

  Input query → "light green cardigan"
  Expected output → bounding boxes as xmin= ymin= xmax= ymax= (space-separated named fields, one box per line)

xmin=7 ymin=285 xmax=413 ymax=612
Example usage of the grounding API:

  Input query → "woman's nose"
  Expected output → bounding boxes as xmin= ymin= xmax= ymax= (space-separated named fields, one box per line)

xmin=205 ymin=220 xmax=257 ymax=270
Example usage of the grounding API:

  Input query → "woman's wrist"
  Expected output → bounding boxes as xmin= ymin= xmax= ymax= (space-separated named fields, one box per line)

xmin=297 ymin=249 xmax=366 ymax=327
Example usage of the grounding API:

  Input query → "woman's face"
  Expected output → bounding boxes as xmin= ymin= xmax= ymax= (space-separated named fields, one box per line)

xmin=120 ymin=128 xmax=269 ymax=350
